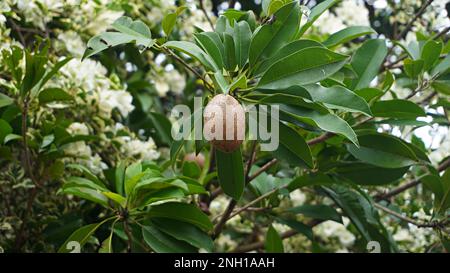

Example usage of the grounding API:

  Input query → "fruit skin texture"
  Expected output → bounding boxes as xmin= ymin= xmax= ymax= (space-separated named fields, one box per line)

xmin=203 ymin=94 xmax=245 ymax=153
xmin=183 ymin=152 xmax=205 ymax=168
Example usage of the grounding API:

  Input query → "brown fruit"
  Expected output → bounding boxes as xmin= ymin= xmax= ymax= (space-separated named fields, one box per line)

xmin=203 ymin=94 xmax=245 ymax=153
xmin=183 ymin=152 xmax=205 ymax=168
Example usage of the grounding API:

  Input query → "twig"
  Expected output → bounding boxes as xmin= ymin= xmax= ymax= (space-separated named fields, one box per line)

xmin=159 ymin=45 xmax=215 ymax=91
xmin=374 ymin=203 xmax=446 ymax=228
xmin=228 ymin=185 xmax=287 ymax=220
xmin=231 ymin=219 xmax=323 ymax=253
xmin=375 ymin=158 xmax=450 ymax=201
xmin=213 ymin=199 xmax=236 ymax=238
xmin=199 ymin=0 xmax=215 ymax=31
xmin=396 ymin=0 xmax=434 ymax=40
xmin=123 ymin=220 xmax=133 ymax=253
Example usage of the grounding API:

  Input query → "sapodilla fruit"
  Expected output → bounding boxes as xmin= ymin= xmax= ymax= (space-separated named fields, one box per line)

xmin=203 ymin=94 xmax=245 ymax=153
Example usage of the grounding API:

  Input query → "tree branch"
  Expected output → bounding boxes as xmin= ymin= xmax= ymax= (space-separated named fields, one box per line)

xmin=374 ymin=203 xmax=447 ymax=228
xmin=199 ymin=0 xmax=215 ymax=31
xmin=375 ymin=158 xmax=450 ymax=201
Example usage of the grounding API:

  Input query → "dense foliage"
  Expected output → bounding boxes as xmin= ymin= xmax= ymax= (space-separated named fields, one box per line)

xmin=0 ymin=0 xmax=449 ymax=253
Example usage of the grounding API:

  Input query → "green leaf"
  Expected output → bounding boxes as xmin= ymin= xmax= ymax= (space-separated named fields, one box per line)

xmin=302 ymin=84 xmax=372 ymax=116
xmin=371 ymin=99 xmax=426 ymax=119
xmin=83 ymin=16 xmax=154 ymax=59
xmin=336 ymin=163 xmax=410 ymax=185
xmin=142 ymin=223 xmax=197 ymax=253
xmin=213 ymin=71 xmax=229 ymax=93
xmin=258 ymin=47 xmax=349 ymax=90
xmin=323 ymin=26 xmax=376 ymax=48
xmin=324 ymin=185 xmax=398 ymax=252
xmin=99 ymin=219 xmax=118 ymax=253
xmin=436 ymin=169 xmax=450 ymax=215
xmin=195 ymin=32 xmax=225 ymax=69
xmin=265 ymin=225 xmax=284 ymax=253
xmin=272 ymin=122 xmax=313 ymax=168
xmin=66 ymin=164 xmax=105 ymax=189
xmin=233 ymin=20 xmax=252 ymax=68
xmin=228 ymin=74 xmax=247 ymax=93
xmin=164 ymin=41 xmax=218 ymax=71
xmin=297 ymin=0 xmax=338 ymax=37
xmin=0 ymin=119 xmax=13 ymax=144
xmin=421 ymin=40 xmax=442 ymax=71
xmin=58 ymin=218 xmax=112 ymax=253
xmin=215 ymin=148 xmax=245 ymax=200
xmin=254 ymin=39 xmax=324 ymax=76
xmin=115 ymin=162 xmax=126 ymax=196
xmin=403 ymin=58 xmax=424 ymax=78
xmin=125 ymin=162 xmax=143 ymax=196
xmin=102 ymin=192 xmax=126 ymax=208
xmin=62 ymin=187 xmax=109 ymax=207
xmin=38 ymin=57 xmax=72 ymax=92
xmin=223 ymin=33 xmax=237 ymax=70
xmin=249 ymin=1 xmax=301 ymax=67
xmin=346 ymin=133 xmax=419 ymax=168
xmin=431 ymin=53 xmax=450 ymax=76
xmin=432 ymin=74 xmax=450 ymax=95
xmin=151 ymin=218 xmax=213 ymax=252
xmin=287 ymin=204 xmax=342 ymax=223
xmin=351 ymin=39 xmax=388 ymax=89
xmin=162 ymin=13 xmax=177 ymax=37
xmin=279 ymin=104 xmax=358 ymax=146
xmin=21 ymin=48 xmax=47 ymax=96
xmin=63 ymin=176 xmax=107 ymax=192
xmin=138 ymin=188 xmax=185 ymax=208
xmin=38 ymin=88 xmax=73 ymax=105
xmin=0 ymin=93 xmax=14 ymax=109
xmin=275 ymin=217 xmax=313 ymax=240
xmin=147 ymin=202 xmax=213 ymax=231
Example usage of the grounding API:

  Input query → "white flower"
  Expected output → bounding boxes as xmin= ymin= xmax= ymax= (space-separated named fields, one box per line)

xmin=393 ymin=229 xmax=414 ymax=242
xmin=61 ymin=58 xmax=107 ymax=91
xmin=98 ymin=89 xmax=135 ymax=118
xmin=67 ymin=122 xmax=89 ymax=135
xmin=121 ymin=138 xmax=160 ymax=161
xmin=154 ymin=78 xmax=170 ymax=97
xmin=84 ymin=9 xmax=123 ymax=35
xmin=289 ymin=189 xmax=306 ymax=207
xmin=167 ymin=69 xmax=186 ymax=95
xmin=57 ymin=31 xmax=85 ymax=57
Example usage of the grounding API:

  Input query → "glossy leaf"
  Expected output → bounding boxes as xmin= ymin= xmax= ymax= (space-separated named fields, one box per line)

xmin=258 ymin=47 xmax=349 ymax=90
xmin=164 ymin=41 xmax=218 ymax=71
xmin=38 ymin=88 xmax=73 ymax=105
xmin=302 ymin=84 xmax=372 ymax=116
xmin=346 ymin=133 xmax=419 ymax=168
xmin=371 ymin=99 xmax=426 ymax=119
xmin=297 ymin=0 xmax=338 ymax=37
xmin=151 ymin=218 xmax=213 ymax=252
xmin=147 ymin=202 xmax=213 ymax=231
xmin=233 ymin=20 xmax=252 ymax=68
xmin=265 ymin=225 xmax=284 ymax=253
xmin=351 ymin=39 xmax=388 ymax=89
xmin=287 ymin=204 xmax=342 ymax=223
xmin=249 ymin=1 xmax=300 ymax=67
xmin=142 ymin=224 xmax=197 ymax=253
xmin=58 ymin=218 xmax=112 ymax=253
xmin=272 ymin=122 xmax=313 ymax=168
xmin=323 ymin=26 xmax=376 ymax=48
xmin=421 ymin=40 xmax=442 ymax=71
xmin=83 ymin=16 xmax=154 ymax=59
xmin=215 ymin=148 xmax=245 ymax=200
